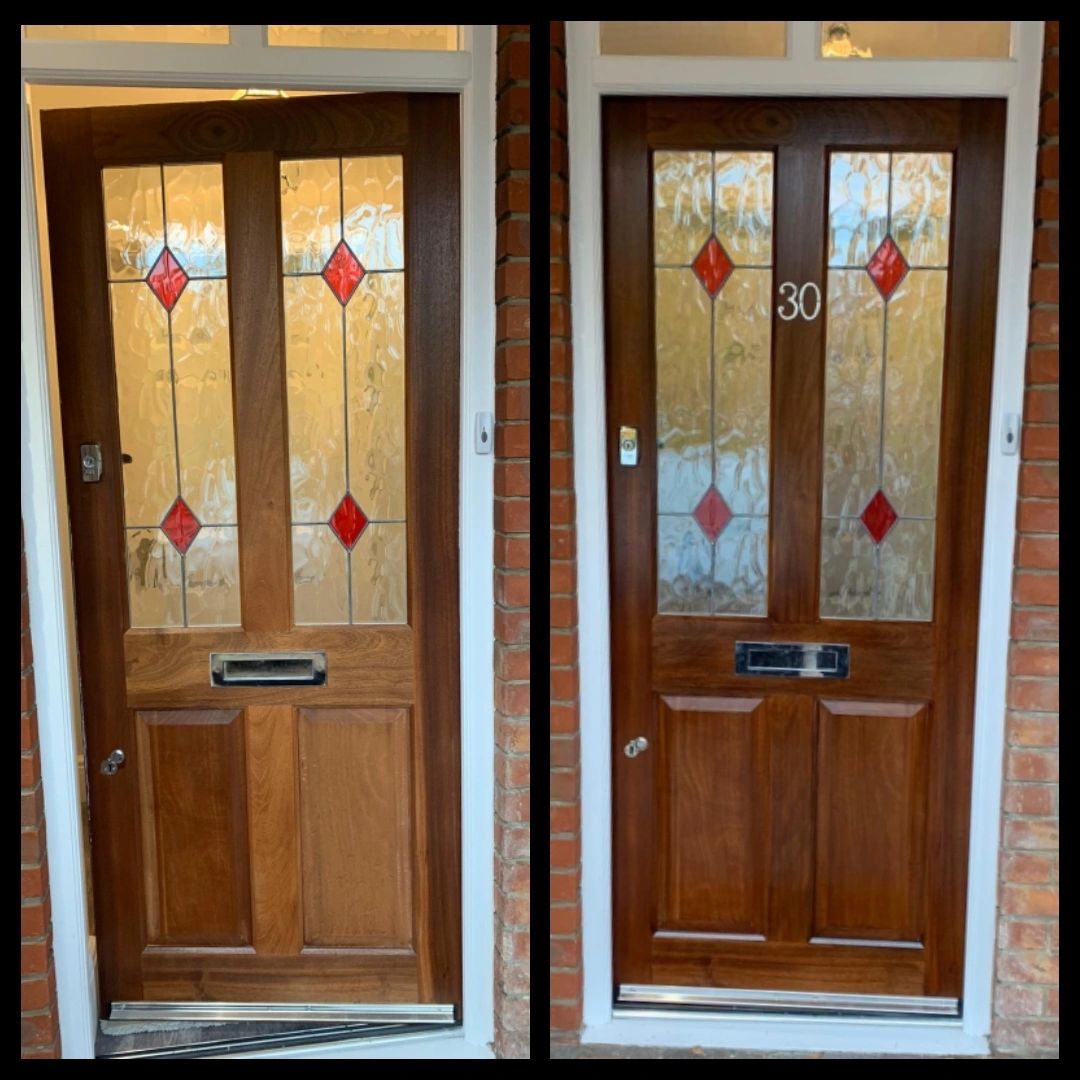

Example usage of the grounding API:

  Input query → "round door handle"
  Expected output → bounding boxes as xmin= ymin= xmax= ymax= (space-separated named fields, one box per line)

xmin=100 ymin=749 xmax=125 ymax=776
xmin=624 ymin=736 xmax=649 ymax=758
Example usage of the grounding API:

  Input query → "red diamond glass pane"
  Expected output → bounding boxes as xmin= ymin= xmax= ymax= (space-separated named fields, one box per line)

xmin=329 ymin=493 xmax=369 ymax=550
xmin=692 ymin=485 xmax=733 ymax=542
xmin=322 ymin=240 xmax=365 ymax=305
xmin=860 ymin=489 xmax=898 ymax=545
xmin=146 ymin=247 xmax=189 ymax=311
xmin=161 ymin=497 xmax=201 ymax=554
xmin=866 ymin=235 xmax=908 ymax=300
xmin=691 ymin=235 xmax=734 ymax=298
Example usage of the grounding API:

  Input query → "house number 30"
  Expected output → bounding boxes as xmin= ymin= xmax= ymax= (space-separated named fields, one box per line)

xmin=777 ymin=281 xmax=822 ymax=321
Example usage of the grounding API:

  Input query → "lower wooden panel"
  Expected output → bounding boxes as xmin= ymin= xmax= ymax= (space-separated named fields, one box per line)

xmin=813 ymin=700 xmax=930 ymax=944
xmin=657 ymin=695 xmax=768 ymax=935
xmin=651 ymin=936 xmax=926 ymax=995
xmin=298 ymin=708 xmax=414 ymax=947
xmin=141 ymin=949 xmax=419 ymax=1002
xmin=135 ymin=711 xmax=251 ymax=947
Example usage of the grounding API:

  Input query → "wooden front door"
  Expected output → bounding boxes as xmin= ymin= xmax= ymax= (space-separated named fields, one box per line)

xmin=605 ymin=97 xmax=1005 ymax=1010
xmin=41 ymin=93 xmax=461 ymax=1014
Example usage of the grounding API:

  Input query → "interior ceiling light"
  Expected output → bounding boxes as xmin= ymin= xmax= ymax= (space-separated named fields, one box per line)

xmin=231 ymin=88 xmax=290 ymax=100
xmin=822 ymin=22 xmax=873 ymax=59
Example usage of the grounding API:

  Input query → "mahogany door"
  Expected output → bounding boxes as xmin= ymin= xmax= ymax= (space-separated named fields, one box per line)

xmin=605 ymin=97 xmax=1005 ymax=1011
xmin=41 ymin=93 xmax=461 ymax=1014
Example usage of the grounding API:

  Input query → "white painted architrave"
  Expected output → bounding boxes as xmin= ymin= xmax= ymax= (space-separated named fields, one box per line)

xmin=568 ymin=19 xmax=1044 ymax=1055
xmin=20 ymin=24 xmax=496 ymax=1059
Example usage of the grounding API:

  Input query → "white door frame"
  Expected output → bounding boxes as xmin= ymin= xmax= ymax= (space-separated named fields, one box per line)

xmin=568 ymin=20 xmax=1044 ymax=1055
xmin=20 ymin=25 xmax=496 ymax=1060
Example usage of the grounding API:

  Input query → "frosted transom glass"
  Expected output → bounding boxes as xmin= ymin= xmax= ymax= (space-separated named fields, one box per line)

xmin=102 ymin=163 xmax=239 ymax=628
xmin=654 ymin=150 xmax=774 ymax=617
xmin=601 ymin=22 xmax=786 ymax=57
xmin=281 ymin=156 xmax=407 ymax=625
xmin=820 ymin=21 xmax=1011 ymax=59
xmin=268 ymin=25 xmax=459 ymax=50
xmin=820 ymin=151 xmax=953 ymax=621
xmin=25 ymin=25 xmax=229 ymax=43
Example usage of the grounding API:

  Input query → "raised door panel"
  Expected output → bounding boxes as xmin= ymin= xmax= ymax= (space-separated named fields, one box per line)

xmin=298 ymin=708 xmax=414 ymax=947
xmin=657 ymin=695 xmax=768 ymax=936
xmin=135 ymin=710 xmax=251 ymax=946
xmin=813 ymin=699 xmax=929 ymax=944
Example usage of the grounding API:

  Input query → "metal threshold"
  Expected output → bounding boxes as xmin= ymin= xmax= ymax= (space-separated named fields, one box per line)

xmin=110 ymin=1001 xmax=456 ymax=1024
xmin=97 ymin=1022 xmax=455 ymax=1059
xmin=617 ymin=985 xmax=960 ymax=1018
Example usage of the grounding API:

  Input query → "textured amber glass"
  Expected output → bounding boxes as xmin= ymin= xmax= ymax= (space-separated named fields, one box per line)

xmin=820 ymin=152 xmax=952 ymax=620
xmin=820 ymin=21 xmax=1010 ymax=59
xmin=282 ymin=156 xmax=408 ymax=625
xmin=601 ymin=22 xmax=786 ymax=57
xmin=654 ymin=150 xmax=773 ymax=616
xmin=103 ymin=164 xmax=239 ymax=628
xmin=25 ymin=25 xmax=229 ymax=43
xmin=268 ymin=25 xmax=459 ymax=50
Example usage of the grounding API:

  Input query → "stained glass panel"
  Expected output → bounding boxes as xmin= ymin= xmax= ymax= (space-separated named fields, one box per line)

xmin=654 ymin=151 xmax=712 ymax=266
xmin=820 ymin=152 xmax=952 ymax=620
xmin=284 ymin=276 xmax=347 ymax=522
xmin=346 ymin=273 xmax=407 ymax=521
xmin=126 ymin=528 xmax=183 ymax=628
xmin=103 ymin=163 xmax=239 ymax=627
xmin=343 ymin=156 xmax=405 ymax=271
xmin=351 ymin=523 xmax=408 ymax=624
xmin=184 ymin=527 xmax=241 ymax=626
xmin=292 ymin=525 xmax=349 ymax=625
xmin=282 ymin=156 xmax=408 ymax=625
xmin=103 ymin=166 xmax=165 ymax=281
xmin=654 ymin=150 xmax=773 ymax=616
xmin=656 ymin=268 xmax=711 ymax=515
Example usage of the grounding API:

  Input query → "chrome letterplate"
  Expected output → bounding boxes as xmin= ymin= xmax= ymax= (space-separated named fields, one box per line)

xmin=735 ymin=641 xmax=849 ymax=679
xmin=210 ymin=652 xmax=327 ymax=687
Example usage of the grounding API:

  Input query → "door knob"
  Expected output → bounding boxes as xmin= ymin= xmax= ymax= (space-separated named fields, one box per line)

xmin=100 ymin=749 xmax=125 ymax=776
xmin=623 ymin=736 xmax=649 ymax=758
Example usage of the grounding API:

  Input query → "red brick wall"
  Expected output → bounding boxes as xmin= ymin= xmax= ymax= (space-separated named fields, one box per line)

xmin=493 ymin=22 xmax=531 ymax=1060
xmin=548 ymin=20 xmax=583 ymax=1041
xmin=991 ymin=19 xmax=1059 ymax=1058
xmin=21 ymin=527 xmax=61 ymax=1059
xmin=549 ymin=21 xmax=1059 ymax=1058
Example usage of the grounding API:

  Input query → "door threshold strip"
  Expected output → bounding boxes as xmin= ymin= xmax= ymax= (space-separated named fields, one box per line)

xmin=97 ymin=1022 xmax=454 ymax=1059
xmin=110 ymin=1001 xmax=456 ymax=1024
xmin=617 ymin=985 xmax=960 ymax=1018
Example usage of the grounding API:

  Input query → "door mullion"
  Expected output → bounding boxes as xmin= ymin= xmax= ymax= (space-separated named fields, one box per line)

xmin=769 ymin=142 xmax=827 ymax=624
xmin=224 ymin=151 xmax=293 ymax=632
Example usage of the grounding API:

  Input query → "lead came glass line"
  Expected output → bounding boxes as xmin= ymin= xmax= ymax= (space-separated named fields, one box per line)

xmin=655 ymin=149 xmax=773 ymax=617
xmin=820 ymin=151 xmax=952 ymax=621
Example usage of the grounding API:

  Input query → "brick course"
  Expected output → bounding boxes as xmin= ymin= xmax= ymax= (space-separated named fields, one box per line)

xmin=548 ymin=21 xmax=584 ymax=1043
xmin=21 ymin=526 xmax=61 ymax=1059
xmin=991 ymin=20 xmax=1059 ymax=1059
xmin=493 ymin=21 xmax=531 ymax=1060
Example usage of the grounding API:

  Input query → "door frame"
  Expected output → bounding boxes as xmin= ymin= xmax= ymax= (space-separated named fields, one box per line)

xmin=20 ymin=26 xmax=495 ymax=1059
xmin=568 ymin=20 xmax=1044 ymax=1055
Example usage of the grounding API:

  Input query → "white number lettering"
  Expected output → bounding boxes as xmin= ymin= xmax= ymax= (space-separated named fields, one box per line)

xmin=798 ymin=281 xmax=822 ymax=321
xmin=777 ymin=280 xmax=821 ymax=321
xmin=777 ymin=280 xmax=800 ymax=321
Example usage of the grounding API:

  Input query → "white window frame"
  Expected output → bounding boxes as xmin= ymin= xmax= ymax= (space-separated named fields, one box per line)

xmin=20 ymin=25 xmax=495 ymax=1060
xmin=569 ymin=20 xmax=1044 ymax=1055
